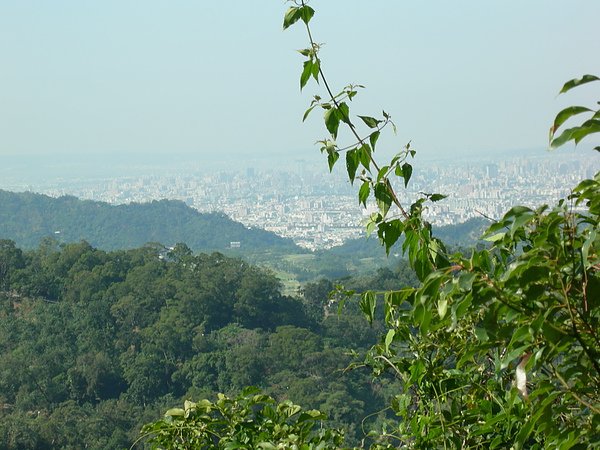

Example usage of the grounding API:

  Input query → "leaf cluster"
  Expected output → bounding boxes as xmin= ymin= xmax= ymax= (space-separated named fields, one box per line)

xmin=286 ymin=3 xmax=600 ymax=448
xmin=138 ymin=388 xmax=344 ymax=449
xmin=550 ymin=75 xmax=600 ymax=151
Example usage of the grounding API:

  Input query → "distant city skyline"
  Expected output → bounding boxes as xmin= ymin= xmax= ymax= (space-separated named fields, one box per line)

xmin=3 ymin=150 xmax=599 ymax=250
xmin=1 ymin=1 xmax=599 ymax=167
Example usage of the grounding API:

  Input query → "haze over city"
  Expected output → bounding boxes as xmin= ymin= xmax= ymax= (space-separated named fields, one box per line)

xmin=1 ymin=1 xmax=600 ymax=171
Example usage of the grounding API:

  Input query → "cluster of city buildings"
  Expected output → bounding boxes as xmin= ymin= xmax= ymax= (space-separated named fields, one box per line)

xmin=3 ymin=151 xmax=599 ymax=250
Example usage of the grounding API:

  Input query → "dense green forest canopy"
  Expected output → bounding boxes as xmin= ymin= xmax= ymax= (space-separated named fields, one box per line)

xmin=0 ymin=239 xmax=413 ymax=448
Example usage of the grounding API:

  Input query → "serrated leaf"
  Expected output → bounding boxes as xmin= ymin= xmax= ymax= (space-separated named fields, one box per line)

xmin=299 ymin=5 xmax=315 ymax=25
xmin=300 ymin=59 xmax=312 ymax=90
xmin=374 ymin=183 xmax=393 ymax=217
xmin=358 ymin=115 xmax=380 ymax=129
xmin=358 ymin=181 xmax=370 ymax=207
xmin=358 ymin=143 xmax=371 ymax=170
xmin=337 ymin=102 xmax=351 ymax=124
xmin=559 ymin=74 xmax=599 ymax=94
xmin=324 ymin=107 xmax=340 ymax=138
xmin=311 ymin=58 xmax=320 ymax=82
xmin=359 ymin=291 xmax=376 ymax=324
xmin=379 ymin=219 xmax=403 ymax=254
xmin=346 ymin=149 xmax=359 ymax=183
xmin=327 ymin=150 xmax=339 ymax=172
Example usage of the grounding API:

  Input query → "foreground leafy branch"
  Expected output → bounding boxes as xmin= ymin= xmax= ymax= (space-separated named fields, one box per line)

xmin=136 ymin=387 xmax=344 ymax=449
xmin=285 ymin=1 xmax=600 ymax=448
xmin=141 ymin=4 xmax=599 ymax=449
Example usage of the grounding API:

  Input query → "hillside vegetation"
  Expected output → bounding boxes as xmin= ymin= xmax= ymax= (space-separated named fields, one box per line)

xmin=0 ymin=190 xmax=299 ymax=253
xmin=0 ymin=239 xmax=412 ymax=448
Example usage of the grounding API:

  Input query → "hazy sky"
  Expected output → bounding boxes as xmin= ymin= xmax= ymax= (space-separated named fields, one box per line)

xmin=1 ymin=1 xmax=599 ymax=163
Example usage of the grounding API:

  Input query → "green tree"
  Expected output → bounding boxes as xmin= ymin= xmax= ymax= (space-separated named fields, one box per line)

xmin=285 ymin=2 xmax=599 ymax=447
xmin=0 ymin=240 xmax=24 ymax=290
xmin=136 ymin=388 xmax=345 ymax=449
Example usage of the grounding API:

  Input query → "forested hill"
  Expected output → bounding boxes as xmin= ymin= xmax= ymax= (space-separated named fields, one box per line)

xmin=0 ymin=189 xmax=300 ymax=253
xmin=0 ymin=240 xmax=393 ymax=448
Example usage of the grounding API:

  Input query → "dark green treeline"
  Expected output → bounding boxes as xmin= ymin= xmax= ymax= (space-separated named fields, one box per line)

xmin=0 ymin=239 xmax=412 ymax=449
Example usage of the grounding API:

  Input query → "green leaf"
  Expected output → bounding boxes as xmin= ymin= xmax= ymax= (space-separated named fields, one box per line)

xmin=327 ymin=150 xmax=339 ymax=172
xmin=165 ymin=408 xmax=185 ymax=417
xmin=437 ymin=297 xmax=448 ymax=319
xmin=282 ymin=7 xmax=301 ymax=30
xmin=581 ymin=229 xmax=597 ymax=269
xmin=483 ymin=232 xmax=505 ymax=242
xmin=258 ymin=443 xmax=277 ymax=450
xmin=358 ymin=181 xmax=370 ymax=207
xmin=345 ymin=149 xmax=359 ymax=183
xmin=358 ymin=143 xmax=371 ymax=170
xmin=369 ymin=130 xmax=380 ymax=151
xmin=384 ymin=329 xmax=395 ymax=353
xmin=359 ymin=291 xmax=376 ymax=324
xmin=551 ymin=106 xmax=592 ymax=135
xmin=302 ymin=105 xmax=316 ymax=122
xmin=559 ymin=74 xmax=599 ymax=94
xmin=575 ymin=119 xmax=600 ymax=144
xmin=400 ymin=163 xmax=412 ymax=187
xmin=374 ymin=183 xmax=393 ymax=217
xmin=500 ymin=344 xmax=531 ymax=370
xmin=377 ymin=165 xmax=389 ymax=182
xmin=300 ymin=59 xmax=313 ymax=90
xmin=224 ymin=443 xmax=246 ymax=450
xmin=299 ymin=5 xmax=315 ymax=25
xmin=474 ymin=327 xmax=489 ymax=342
xmin=551 ymin=119 xmax=600 ymax=148
xmin=311 ymin=58 xmax=320 ymax=82
xmin=430 ymin=193 xmax=446 ymax=202
xmin=366 ymin=215 xmax=377 ymax=236
xmin=358 ymin=115 xmax=381 ymax=129
xmin=378 ymin=219 xmax=404 ymax=254
xmin=324 ymin=107 xmax=341 ymax=138
xmin=337 ymin=102 xmax=351 ymax=124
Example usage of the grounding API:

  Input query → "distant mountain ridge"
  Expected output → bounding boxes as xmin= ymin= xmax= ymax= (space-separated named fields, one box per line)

xmin=0 ymin=189 xmax=300 ymax=252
